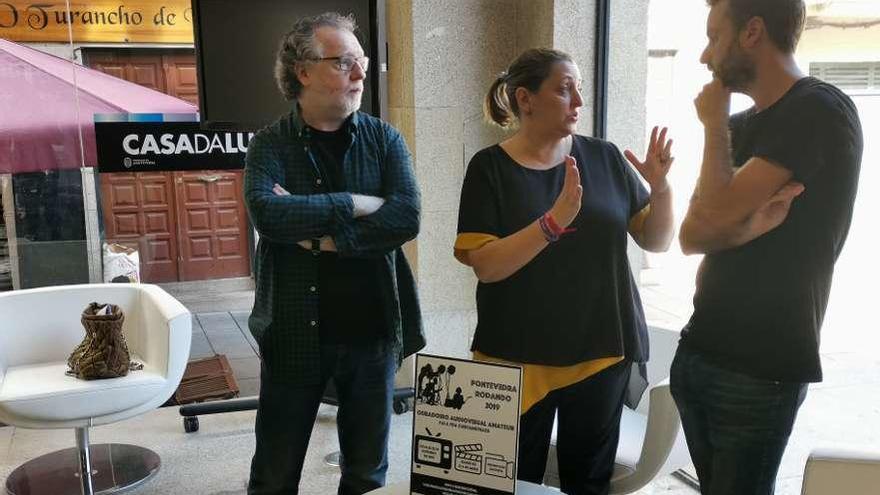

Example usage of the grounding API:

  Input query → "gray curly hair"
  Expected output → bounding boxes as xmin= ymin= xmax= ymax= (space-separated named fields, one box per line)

xmin=274 ymin=12 xmax=358 ymax=101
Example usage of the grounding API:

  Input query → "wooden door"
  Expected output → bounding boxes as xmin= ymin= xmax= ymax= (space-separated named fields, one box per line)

xmin=88 ymin=52 xmax=168 ymax=93
xmin=174 ymin=171 xmax=250 ymax=281
xmin=87 ymin=49 xmax=251 ymax=282
xmin=99 ymin=173 xmax=179 ymax=283
xmin=163 ymin=52 xmax=200 ymax=107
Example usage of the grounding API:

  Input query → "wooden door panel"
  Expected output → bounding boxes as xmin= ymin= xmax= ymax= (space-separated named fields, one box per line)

xmin=135 ymin=175 xmax=178 ymax=282
xmin=129 ymin=62 xmax=165 ymax=92
xmin=144 ymin=211 xmax=171 ymax=234
xmin=186 ymin=236 xmax=213 ymax=260
xmin=142 ymin=182 xmax=170 ymax=205
xmin=174 ymin=64 xmax=198 ymax=86
xmin=184 ymin=181 xmax=210 ymax=203
xmin=215 ymin=180 xmax=238 ymax=201
xmin=163 ymin=54 xmax=200 ymax=108
xmin=86 ymin=52 xmax=166 ymax=93
xmin=216 ymin=208 xmax=239 ymax=230
xmin=99 ymin=173 xmax=179 ymax=283
xmin=111 ymin=212 xmax=140 ymax=237
xmin=108 ymin=183 xmax=138 ymax=208
xmin=186 ymin=209 xmax=212 ymax=232
xmin=217 ymin=234 xmax=246 ymax=258
xmin=92 ymin=63 xmax=126 ymax=81
xmin=147 ymin=238 xmax=175 ymax=264
xmin=174 ymin=171 xmax=249 ymax=281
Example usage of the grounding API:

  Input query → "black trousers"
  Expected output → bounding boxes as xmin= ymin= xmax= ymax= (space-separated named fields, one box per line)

xmin=247 ymin=341 xmax=396 ymax=495
xmin=517 ymin=360 xmax=631 ymax=495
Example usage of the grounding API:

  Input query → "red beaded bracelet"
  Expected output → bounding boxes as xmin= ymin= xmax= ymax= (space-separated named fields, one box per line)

xmin=541 ymin=212 xmax=577 ymax=242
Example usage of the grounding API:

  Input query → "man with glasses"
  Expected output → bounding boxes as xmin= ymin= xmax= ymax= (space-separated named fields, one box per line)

xmin=243 ymin=12 xmax=424 ymax=495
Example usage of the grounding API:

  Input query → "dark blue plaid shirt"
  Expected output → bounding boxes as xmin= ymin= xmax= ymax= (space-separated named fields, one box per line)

xmin=244 ymin=106 xmax=425 ymax=384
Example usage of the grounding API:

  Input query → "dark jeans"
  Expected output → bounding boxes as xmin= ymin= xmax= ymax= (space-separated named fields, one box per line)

xmin=669 ymin=345 xmax=808 ymax=495
xmin=248 ymin=340 xmax=396 ymax=495
xmin=518 ymin=360 xmax=631 ymax=495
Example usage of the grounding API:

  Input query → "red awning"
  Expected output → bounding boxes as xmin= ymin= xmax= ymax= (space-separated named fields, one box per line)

xmin=0 ymin=38 xmax=197 ymax=174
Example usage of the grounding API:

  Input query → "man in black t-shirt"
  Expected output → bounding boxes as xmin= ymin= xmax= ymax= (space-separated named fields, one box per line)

xmin=672 ymin=1 xmax=862 ymax=493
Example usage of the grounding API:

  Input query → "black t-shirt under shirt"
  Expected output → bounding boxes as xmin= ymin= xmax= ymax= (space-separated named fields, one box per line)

xmin=457 ymin=135 xmax=650 ymax=366
xmin=681 ymin=77 xmax=863 ymax=383
xmin=309 ymin=125 xmax=386 ymax=345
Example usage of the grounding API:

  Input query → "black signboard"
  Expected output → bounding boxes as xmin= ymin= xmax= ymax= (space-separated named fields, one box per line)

xmin=95 ymin=121 xmax=255 ymax=173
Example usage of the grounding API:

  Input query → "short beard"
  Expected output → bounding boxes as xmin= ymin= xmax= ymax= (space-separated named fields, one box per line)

xmin=345 ymin=96 xmax=362 ymax=115
xmin=715 ymin=45 xmax=756 ymax=92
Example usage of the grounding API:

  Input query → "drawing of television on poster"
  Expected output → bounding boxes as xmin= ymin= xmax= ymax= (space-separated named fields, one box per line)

xmin=411 ymin=354 xmax=522 ymax=495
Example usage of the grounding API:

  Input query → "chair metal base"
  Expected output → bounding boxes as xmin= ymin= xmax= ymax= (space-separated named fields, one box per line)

xmin=5 ymin=443 xmax=160 ymax=495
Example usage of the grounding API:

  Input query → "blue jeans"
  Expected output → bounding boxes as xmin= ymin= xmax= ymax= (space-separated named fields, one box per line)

xmin=669 ymin=345 xmax=807 ymax=495
xmin=248 ymin=340 xmax=396 ymax=495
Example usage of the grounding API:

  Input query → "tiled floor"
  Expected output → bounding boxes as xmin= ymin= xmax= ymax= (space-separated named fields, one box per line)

xmin=0 ymin=399 xmax=695 ymax=495
xmin=190 ymin=311 xmax=262 ymax=398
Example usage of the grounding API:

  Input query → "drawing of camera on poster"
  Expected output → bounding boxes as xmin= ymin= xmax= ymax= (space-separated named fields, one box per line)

xmin=410 ymin=354 xmax=522 ymax=495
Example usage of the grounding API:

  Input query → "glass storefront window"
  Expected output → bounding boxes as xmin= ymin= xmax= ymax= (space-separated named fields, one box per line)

xmin=1 ymin=4 xmax=84 ymax=290
xmin=604 ymin=0 xmax=879 ymax=484
xmin=606 ymin=0 xmax=878 ymax=351
xmin=1 ymin=1 xmax=255 ymax=290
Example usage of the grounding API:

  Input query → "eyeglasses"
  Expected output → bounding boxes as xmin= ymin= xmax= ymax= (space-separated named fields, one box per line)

xmin=315 ymin=55 xmax=370 ymax=73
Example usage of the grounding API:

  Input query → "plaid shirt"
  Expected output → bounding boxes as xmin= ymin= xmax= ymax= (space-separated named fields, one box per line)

xmin=244 ymin=106 xmax=425 ymax=384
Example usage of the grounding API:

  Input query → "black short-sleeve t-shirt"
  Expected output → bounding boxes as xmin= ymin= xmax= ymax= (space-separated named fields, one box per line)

xmin=681 ymin=77 xmax=863 ymax=383
xmin=457 ymin=135 xmax=651 ymax=365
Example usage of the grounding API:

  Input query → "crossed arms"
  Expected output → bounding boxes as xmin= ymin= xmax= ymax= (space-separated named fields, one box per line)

xmin=678 ymin=125 xmax=803 ymax=255
xmin=243 ymin=129 xmax=420 ymax=258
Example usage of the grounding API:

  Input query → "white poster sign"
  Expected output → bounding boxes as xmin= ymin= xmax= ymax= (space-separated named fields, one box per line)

xmin=410 ymin=354 xmax=522 ymax=495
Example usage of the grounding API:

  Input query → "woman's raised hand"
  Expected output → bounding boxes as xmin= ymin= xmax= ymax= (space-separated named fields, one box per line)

xmin=548 ymin=155 xmax=583 ymax=228
xmin=624 ymin=126 xmax=674 ymax=194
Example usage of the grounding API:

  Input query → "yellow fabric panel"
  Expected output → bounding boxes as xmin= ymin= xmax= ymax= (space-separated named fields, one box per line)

xmin=454 ymin=233 xmax=500 ymax=264
xmin=455 ymin=233 xmax=500 ymax=251
xmin=628 ymin=204 xmax=651 ymax=236
xmin=472 ymin=351 xmax=624 ymax=415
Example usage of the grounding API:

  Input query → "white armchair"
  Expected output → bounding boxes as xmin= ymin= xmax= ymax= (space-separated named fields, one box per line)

xmin=0 ymin=283 xmax=191 ymax=495
xmin=607 ymin=380 xmax=690 ymax=493
xmin=801 ymin=448 xmax=880 ymax=495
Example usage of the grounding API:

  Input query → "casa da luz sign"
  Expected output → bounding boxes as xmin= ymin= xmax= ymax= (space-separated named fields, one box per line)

xmin=0 ymin=1 xmax=194 ymax=43
xmin=95 ymin=116 xmax=255 ymax=173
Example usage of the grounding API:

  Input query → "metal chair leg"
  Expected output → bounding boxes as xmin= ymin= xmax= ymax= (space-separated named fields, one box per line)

xmin=75 ymin=427 xmax=95 ymax=495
